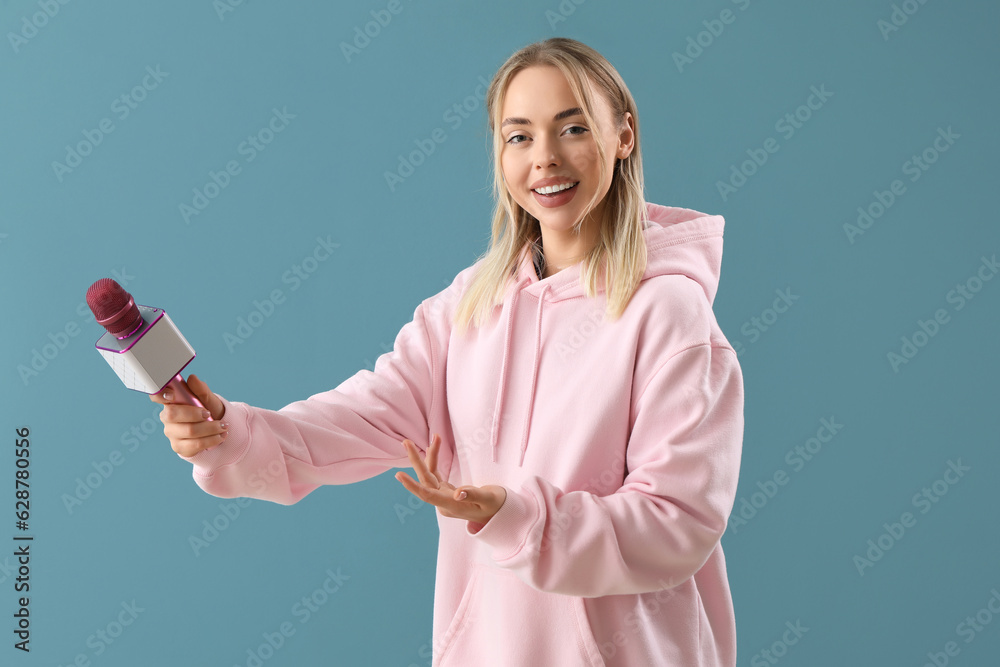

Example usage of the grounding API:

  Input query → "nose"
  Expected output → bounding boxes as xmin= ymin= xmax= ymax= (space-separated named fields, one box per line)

xmin=532 ymin=133 xmax=560 ymax=169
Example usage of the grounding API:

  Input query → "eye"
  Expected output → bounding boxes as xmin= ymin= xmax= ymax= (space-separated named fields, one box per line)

xmin=505 ymin=126 xmax=588 ymax=145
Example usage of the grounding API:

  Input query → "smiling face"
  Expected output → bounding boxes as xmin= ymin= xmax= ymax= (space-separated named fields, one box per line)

xmin=499 ymin=65 xmax=633 ymax=240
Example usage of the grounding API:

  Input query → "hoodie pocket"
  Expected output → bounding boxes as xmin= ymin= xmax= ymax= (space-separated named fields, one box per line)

xmin=437 ymin=563 xmax=605 ymax=666
xmin=570 ymin=595 xmax=606 ymax=665
xmin=435 ymin=562 xmax=485 ymax=663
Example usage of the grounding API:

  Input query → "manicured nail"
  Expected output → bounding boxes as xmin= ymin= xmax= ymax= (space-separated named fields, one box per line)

xmin=220 ymin=422 xmax=228 ymax=430
xmin=201 ymin=409 xmax=211 ymax=420
xmin=163 ymin=390 xmax=173 ymax=401
xmin=457 ymin=491 xmax=467 ymax=500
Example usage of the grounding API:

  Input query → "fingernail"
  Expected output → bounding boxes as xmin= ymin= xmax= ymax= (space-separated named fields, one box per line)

xmin=201 ymin=409 xmax=211 ymax=420
xmin=457 ymin=491 xmax=467 ymax=500
xmin=220 ymin=422 xmax=228 ymax=430
xmin=163 ymin=390 xmax=173 ymax=401
xmin=220 ymin=431 xmax=228 ymax=439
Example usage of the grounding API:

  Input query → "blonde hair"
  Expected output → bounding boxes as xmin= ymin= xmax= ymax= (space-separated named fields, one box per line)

xmin=452 ymin=37 xmax=647 ymax=335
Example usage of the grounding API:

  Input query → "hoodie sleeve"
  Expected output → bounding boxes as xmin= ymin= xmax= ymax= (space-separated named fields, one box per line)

xmin=467 ymin=342 xmax=744 ymax=598
xmin=176 ymin=285 xmax=455 ymax=505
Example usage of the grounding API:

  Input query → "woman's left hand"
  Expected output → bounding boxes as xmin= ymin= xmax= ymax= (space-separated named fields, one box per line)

xmin=395 ymin=433 xmax=507 ymax=526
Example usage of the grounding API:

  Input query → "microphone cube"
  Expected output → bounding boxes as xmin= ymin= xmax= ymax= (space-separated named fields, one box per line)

xmin=94 ymin=305 xmax=196 ymax=394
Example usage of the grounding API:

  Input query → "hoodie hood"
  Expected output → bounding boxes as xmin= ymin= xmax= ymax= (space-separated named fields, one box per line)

xmin=488 ymin=202 xmax=727 ymax=464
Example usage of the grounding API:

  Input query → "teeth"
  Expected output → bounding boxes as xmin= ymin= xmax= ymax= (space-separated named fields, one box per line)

xmin=534 ymin=182 xmax=578 ymax=195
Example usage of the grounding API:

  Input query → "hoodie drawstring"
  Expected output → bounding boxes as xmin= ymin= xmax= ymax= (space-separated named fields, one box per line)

xmin=489 ymin=278 xmax=525 ymax=463
xmin=517 ymin=282 xmax=549 ymax=466
xmin=489 ymin=278 xmax=550 ymax=465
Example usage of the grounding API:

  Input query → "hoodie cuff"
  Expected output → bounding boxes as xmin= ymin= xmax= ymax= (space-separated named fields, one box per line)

xmin=467 ymin=486 xmax=538 ymax=562
xmin=177 ymin=395 xmax=252 ymax=477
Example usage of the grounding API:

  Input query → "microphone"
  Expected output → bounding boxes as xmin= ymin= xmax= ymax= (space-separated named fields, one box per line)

xmin=86 ymin=278 xmax=211 ymax=419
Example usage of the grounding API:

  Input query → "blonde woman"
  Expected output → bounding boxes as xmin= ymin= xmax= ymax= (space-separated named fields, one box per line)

xmin=153 ymin=37 xmax=745 ymax=666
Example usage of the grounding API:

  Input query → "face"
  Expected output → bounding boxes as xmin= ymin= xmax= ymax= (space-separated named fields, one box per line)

xmin=499 ymin=65 xmax=633 ymax=236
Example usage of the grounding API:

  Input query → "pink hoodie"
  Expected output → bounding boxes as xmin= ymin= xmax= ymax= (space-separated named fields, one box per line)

xmin=182 ymin=202 xmax=744 ymax=666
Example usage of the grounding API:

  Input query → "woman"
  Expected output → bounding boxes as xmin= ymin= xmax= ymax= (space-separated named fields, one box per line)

xmin=153 ymin=37 xmax=745 ymax=666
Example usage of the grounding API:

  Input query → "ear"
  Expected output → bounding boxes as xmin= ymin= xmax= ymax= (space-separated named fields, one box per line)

xmin=617 ymin=111 xmax=635 ymax=160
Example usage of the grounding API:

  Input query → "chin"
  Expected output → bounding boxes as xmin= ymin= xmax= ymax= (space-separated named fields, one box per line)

xmin=537 ymin=216 xmax=580 ymax=232
xmin=540 ymin=208 xmax=589 ymax=228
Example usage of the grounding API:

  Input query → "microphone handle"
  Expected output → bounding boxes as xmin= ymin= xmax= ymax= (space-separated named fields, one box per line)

xmin=163 ymin=373 xmax=214 ymax=422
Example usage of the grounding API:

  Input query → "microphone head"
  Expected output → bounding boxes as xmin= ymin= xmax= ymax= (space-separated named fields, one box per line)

xmin=86 ymin=278 xmax=143 ymax=337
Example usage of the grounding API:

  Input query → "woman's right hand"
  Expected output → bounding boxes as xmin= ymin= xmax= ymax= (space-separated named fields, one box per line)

xmin=149 ymin=374 xmax=228 ymax=457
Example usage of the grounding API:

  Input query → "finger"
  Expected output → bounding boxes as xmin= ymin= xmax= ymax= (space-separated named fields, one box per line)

xmin=149 ymin=386 xmax=173 ymax=404
xmin=396 ymin=469 xmax=481 ymax=521
xmin=174 ymin=432 xmax=228 ymax=458
xmin=151 ymin=380 xmax=184 ymax=404
xmin=426 ymin=434 xmax=440 ymax=478
xmin=164 ymin=418 xmax=226 ymax=442
xmin=187 ymin=374 xmax=226 ymax=421
xmin=395 ymin=471 xmax=431 ymax=500
xmin=411 ymin=440 xmax=440 ymax=488
xmin=403 ymin=440 xmax=438 ymax=488
xmin=159 ymin=403 xmax=216 ymax=424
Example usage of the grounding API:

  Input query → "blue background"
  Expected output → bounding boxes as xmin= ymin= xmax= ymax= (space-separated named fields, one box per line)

xmin=1 ymin=0 xmax=997 ymax=665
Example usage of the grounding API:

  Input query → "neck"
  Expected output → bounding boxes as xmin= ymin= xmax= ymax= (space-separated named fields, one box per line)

xmin=537 ymin=212 xmax=601 ymax=278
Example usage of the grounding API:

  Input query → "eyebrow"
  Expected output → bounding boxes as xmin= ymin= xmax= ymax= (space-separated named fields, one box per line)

xmin=501 ymin=107 xmax=584 ymax=129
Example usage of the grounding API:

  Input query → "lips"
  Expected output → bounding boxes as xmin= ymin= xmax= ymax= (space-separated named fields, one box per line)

xmin=531 ymin=181 xmax=579 ymax=208
xmin=533 ymin=182 xmax=578 ymax=196
xmin=530 ymin=176 xmax=579 ymax=191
